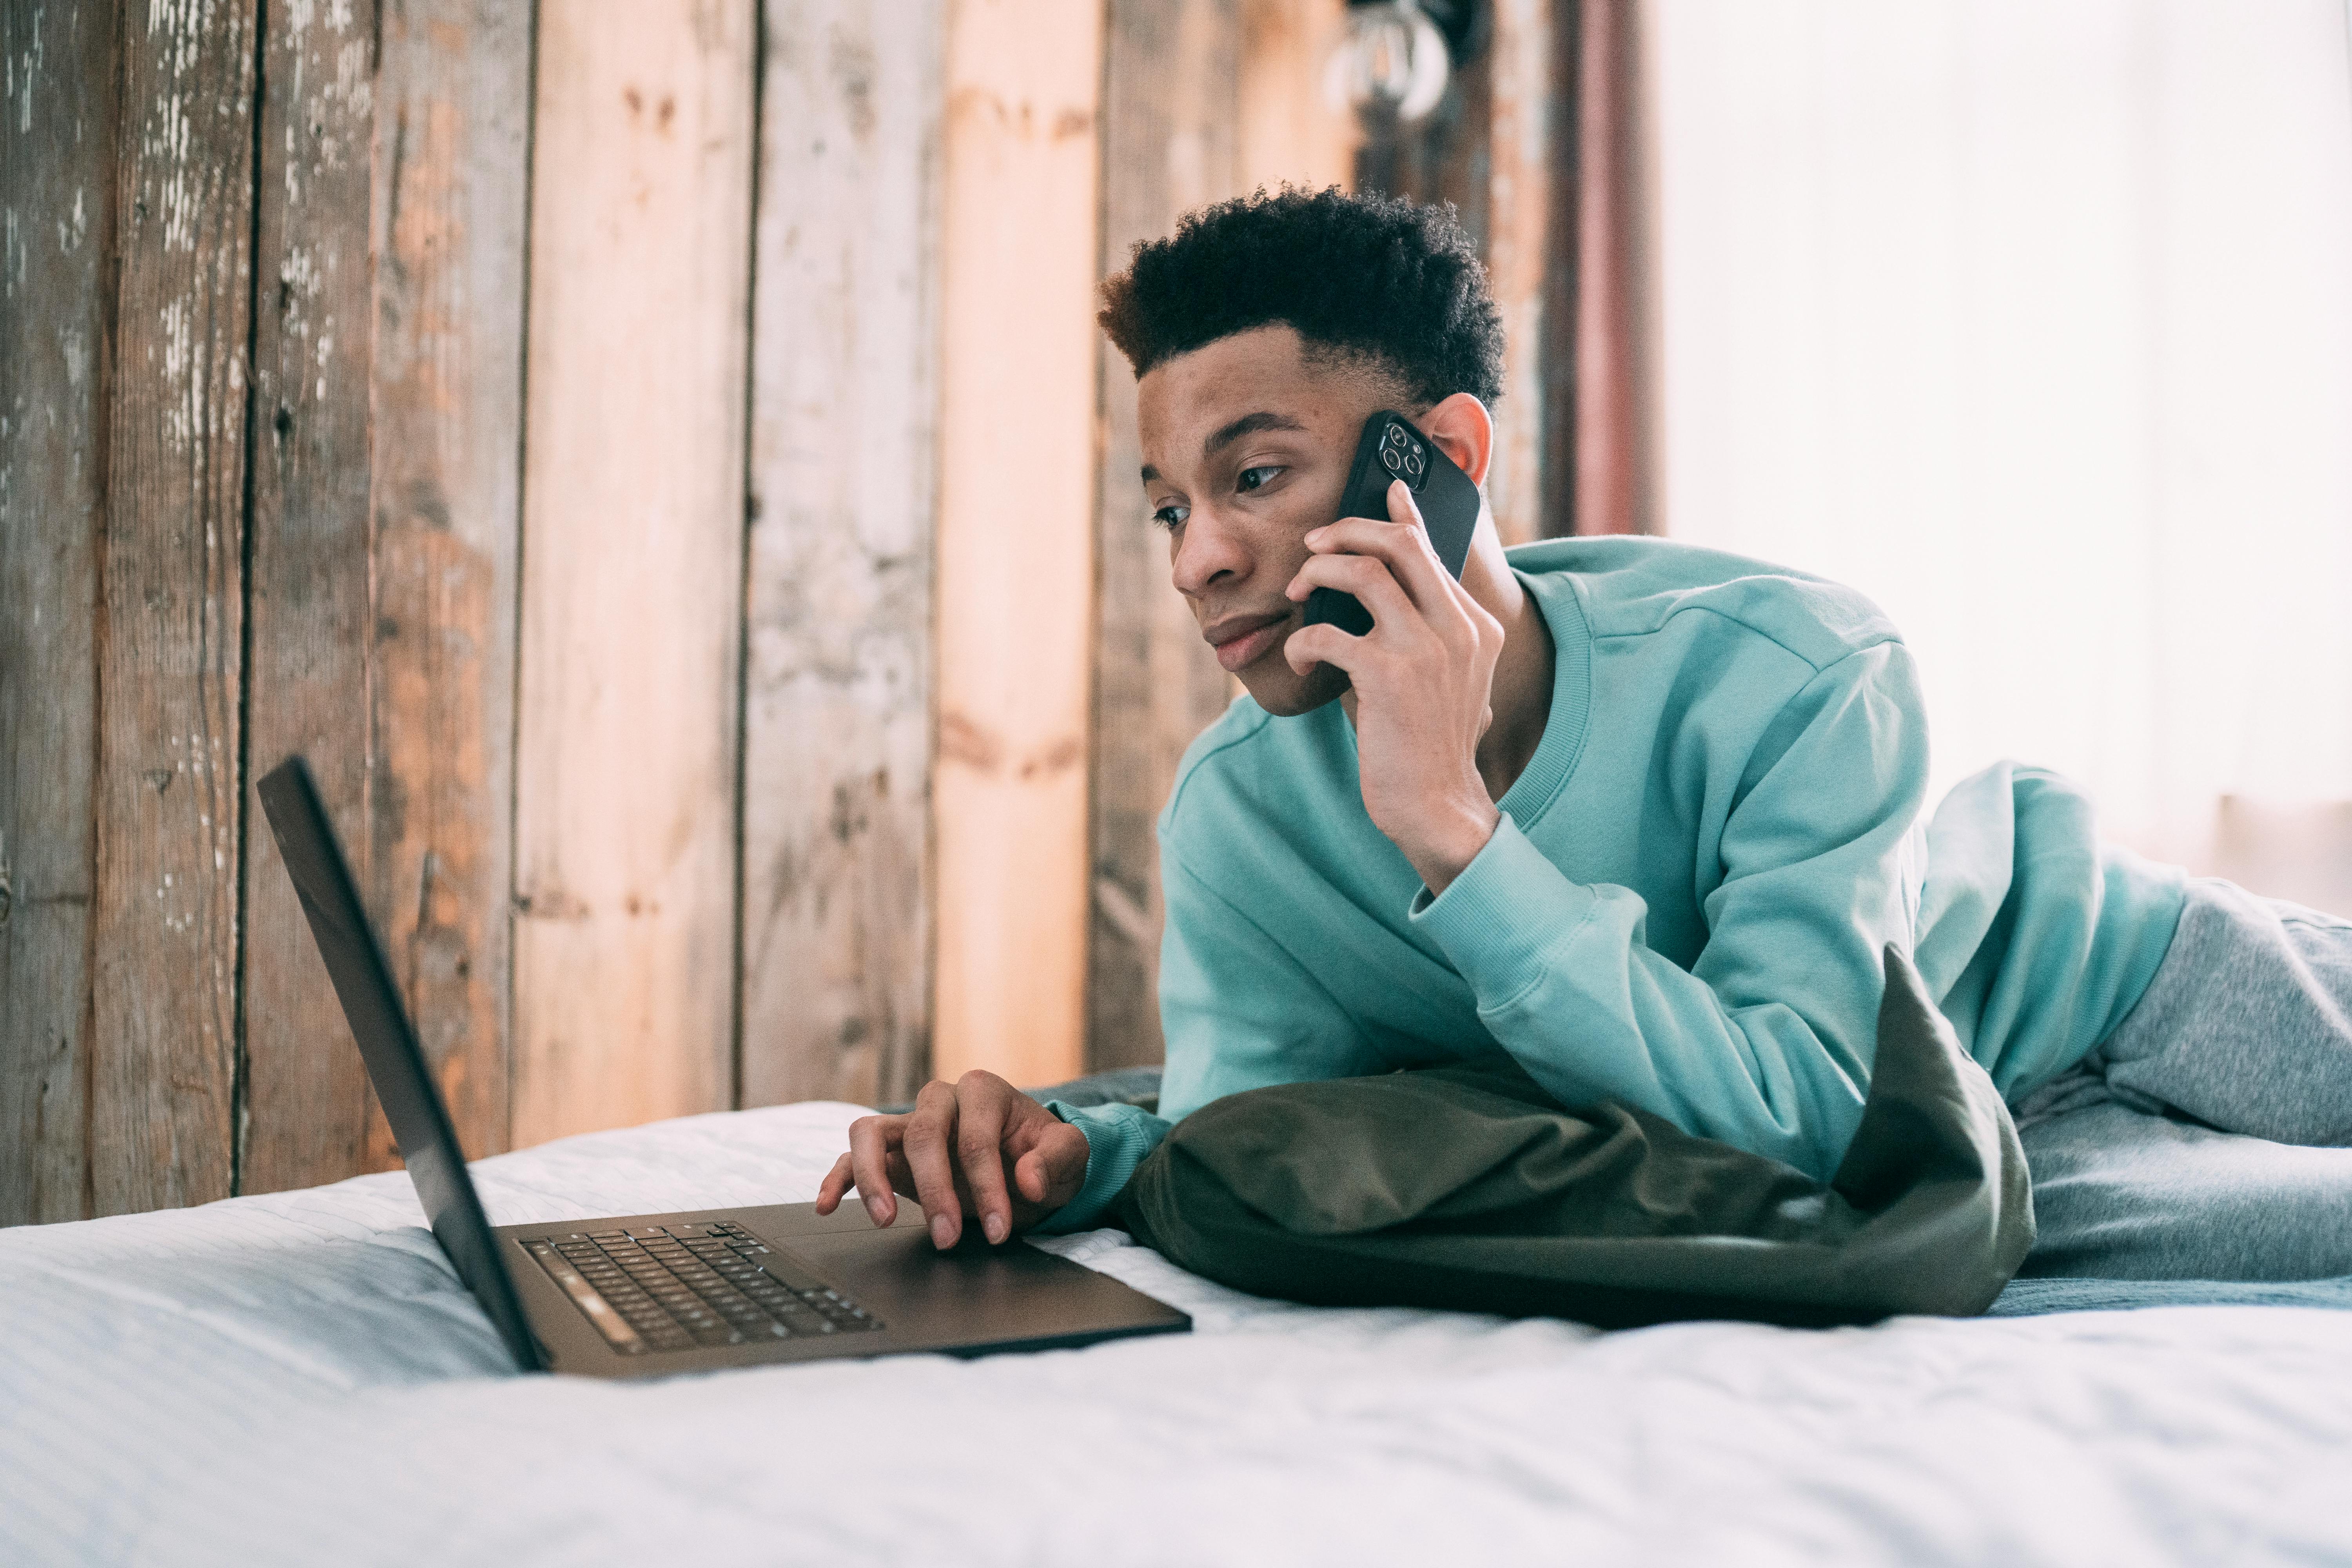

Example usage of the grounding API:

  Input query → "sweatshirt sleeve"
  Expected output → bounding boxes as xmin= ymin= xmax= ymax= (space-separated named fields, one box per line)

xmin=1032 ymin=852 xmax=1387 ymax=1233
xmin=1029 ymin=1100 xmax=1168 ymax=1234
xmin=1408 ymin=642 xmax=1928 ymax=1180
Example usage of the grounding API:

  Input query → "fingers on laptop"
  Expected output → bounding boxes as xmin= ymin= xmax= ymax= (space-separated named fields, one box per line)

xmin=820 ymin=1111 xmax=944 ymax=1235
xmin=925 ymin=1073 xmax=1023 ymax=1249
xmin=955 ymin=1072 xmax=1021 ymax=1241
xmin=900 ymin=1078 xmax=971 ymax=1248
xmin=843 ymin=1111 xmax=912 ymax=1228
xmin=816 ymin=1143 xmax=898 ymax=1222
xmin=815 ymin=1151 xmax=854 ymax=1216
xmin=827 ymin=1076 xmax=1080 ymax=1250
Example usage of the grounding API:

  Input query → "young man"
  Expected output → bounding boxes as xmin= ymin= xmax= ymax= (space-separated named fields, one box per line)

xmin=818 ymin=189 xmax=2352 ymax=1281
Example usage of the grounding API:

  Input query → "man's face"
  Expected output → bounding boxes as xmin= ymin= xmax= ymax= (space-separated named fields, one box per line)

xmin=1135 ymin=324 xmax=1397 ymax=717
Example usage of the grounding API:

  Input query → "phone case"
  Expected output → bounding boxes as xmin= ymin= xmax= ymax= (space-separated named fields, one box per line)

xmin=1303 ymin=411 xmax=1481 ymax=637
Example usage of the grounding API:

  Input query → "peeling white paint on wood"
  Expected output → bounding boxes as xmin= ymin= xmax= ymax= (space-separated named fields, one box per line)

xmin=85 ymin=0 xmax=258 ymax=1217
xmin=234 ymin=0 xmax=387 ymax=1196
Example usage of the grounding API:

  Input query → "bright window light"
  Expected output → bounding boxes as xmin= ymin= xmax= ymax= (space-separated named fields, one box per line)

xmin=1653 ymin=0 xmax=2352 ymax=899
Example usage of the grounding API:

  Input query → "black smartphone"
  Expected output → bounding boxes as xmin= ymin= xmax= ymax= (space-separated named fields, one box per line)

xmin=1302 ymin=411 xmax=1481 ymax=637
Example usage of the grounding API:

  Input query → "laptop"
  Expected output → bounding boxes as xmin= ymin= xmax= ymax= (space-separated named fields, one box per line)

xmin=258 ymin=755 xmax=1190 ymax=1378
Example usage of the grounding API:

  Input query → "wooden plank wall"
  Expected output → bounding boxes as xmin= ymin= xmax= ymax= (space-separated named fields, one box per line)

xmin=1238 ymin=0 xmax=1361 ymax=198
xmin=741 ymin=0 xmax=945 ymax=1112
xmin=512 ymin=2 xmax=756 ymax=1146
xmin=1486 ymin=0 xmax=1570 ymax=546
xmin=366 ymin=0 xmax=535 ymax=1166
xmin=1361 ymin=0 xmax=1584 ymax=547
xmin=89 ymin=0 xmax=261 ymax=1216
xmin=1086 ymin=0 xmax=1357 ymax=1073
xmin=240 ymin=0 xmax=388 ymax=1194
xmin=0 ymin=0 xmax=117 ymax=1224
xmin=1572 ymin=0 xmax=1655 ymax=535
xmin=930 ymin=0 xmax=1106 ymax=1089
xmin=1087 ymin=1 xmax=1249 ymax=1075
xmin=1 ymin=0 xmax=1591 ymax=1222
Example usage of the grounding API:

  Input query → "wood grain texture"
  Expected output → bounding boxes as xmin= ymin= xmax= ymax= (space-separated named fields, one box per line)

xmin=366 ymin=0 xmax=534 ymax=1164
xmin=1573 ymin=0 xmax=1651 ymax=535
xmin=1238 ymin=0 xmax=1357 ymax=193
xmin=739 ymin=0 xmax=944 ymax=1111
xmin=88 ymin=0 xmax=260 ymax=1215
xmin=931 ymin=0 xmax=1103 ymax=1089
xmin=513 ymin=0 xmax=755 ymax=1146
xmin=1538 ymin=0 xmax=1584 ymax=542
xmin=1086 ymin=0 xmax=1245 ymax=1074
xmin=1485 ymin=0 xmax=1566 ymax=544
xmin=238 ymin=0 xmax=385 ymax=1196
xmin=0 ymin=0 xmax=116 ymax=1226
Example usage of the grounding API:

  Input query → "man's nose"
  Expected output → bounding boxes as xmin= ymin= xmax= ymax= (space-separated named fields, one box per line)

xmin=1171 ymin=504 xmax=1249 ymax=599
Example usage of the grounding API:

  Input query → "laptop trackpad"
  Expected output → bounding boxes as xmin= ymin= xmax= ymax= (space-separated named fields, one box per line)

xmin=755 ymin=1211 xmax=1181 ymax=1350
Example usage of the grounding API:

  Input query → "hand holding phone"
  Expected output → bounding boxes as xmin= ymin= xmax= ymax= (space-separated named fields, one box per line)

xmin=1302 ymin=411 xmax=1481 ymax=636
xmin=1287 ymin=407 xmax=1503 ymax=898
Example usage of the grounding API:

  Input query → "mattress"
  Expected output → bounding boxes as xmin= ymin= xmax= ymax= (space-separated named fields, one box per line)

xmin=5 ymin=1099 xmax=2350 ymax=1567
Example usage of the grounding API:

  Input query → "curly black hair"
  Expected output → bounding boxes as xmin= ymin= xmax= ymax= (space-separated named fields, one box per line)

xmin=1098 ymin=187 xmax=1506 ymax=408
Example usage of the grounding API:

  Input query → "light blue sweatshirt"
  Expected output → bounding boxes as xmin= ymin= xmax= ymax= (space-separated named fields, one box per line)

xmin=1043 ymin=537 xmax=2187 ymax=1231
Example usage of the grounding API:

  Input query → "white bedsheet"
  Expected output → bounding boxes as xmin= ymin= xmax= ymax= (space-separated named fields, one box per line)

xmin=4 ymin=1101 xmax=2349 ymax=1567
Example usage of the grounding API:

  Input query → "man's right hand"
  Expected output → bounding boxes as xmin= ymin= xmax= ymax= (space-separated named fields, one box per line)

xmin=813 ymin=1070 xmax=1091 ymax=1249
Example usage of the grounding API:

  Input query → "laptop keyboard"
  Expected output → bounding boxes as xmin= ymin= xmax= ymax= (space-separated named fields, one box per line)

xmin=522 ymin=1221 xmax=882 ymax=1356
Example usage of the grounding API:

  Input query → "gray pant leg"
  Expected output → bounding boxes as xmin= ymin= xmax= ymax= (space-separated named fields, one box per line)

xmin=2092 ymin=879 xmax=2352 ymax=1143
xmin=2018 ymin=1101 xmax=2352 ymax=1279
xmin=2012 ymin=879 xmax=2352 ymax=1280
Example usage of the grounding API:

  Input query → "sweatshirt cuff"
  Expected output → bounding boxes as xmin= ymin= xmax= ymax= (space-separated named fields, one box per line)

xmin=1408 ymin=813 xmax=1599 ymax=1007
xmin=1029 ymin=1100 xmax=1171 ymax=1234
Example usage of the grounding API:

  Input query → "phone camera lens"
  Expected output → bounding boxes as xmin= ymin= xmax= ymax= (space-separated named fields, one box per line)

xmin=1406 ymin=454 xmax=1425 ymax=475
xmin=1382 ymin=449 xmax=1403 ymax=472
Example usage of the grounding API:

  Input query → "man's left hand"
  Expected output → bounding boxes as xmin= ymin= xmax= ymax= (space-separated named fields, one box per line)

xmin=1283 ymin=477 xmax=1504 ymax=894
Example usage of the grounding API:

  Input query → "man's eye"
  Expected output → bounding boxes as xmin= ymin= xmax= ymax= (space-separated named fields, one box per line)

xmin=1236 ymin=465 xmax=1284 ymax=494
xmin=1152 ymin=503 xmax=1190 ymax=531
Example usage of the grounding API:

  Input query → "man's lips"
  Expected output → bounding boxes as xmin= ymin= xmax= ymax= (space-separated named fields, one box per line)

xmin=1203 ymin=610 xmax=1291 ymax=674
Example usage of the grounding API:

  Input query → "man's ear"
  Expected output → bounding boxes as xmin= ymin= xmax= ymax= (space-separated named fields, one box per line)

xmin=1420 ymin=393 xmax=1495 ymax=488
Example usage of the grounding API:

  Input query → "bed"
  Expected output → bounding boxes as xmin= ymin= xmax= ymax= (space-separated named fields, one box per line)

xmin=5 ymin=1097 xmax=2349 ymax=1567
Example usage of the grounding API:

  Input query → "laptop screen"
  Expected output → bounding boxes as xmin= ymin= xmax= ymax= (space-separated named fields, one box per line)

xmin=256 ymin=757 xmax=544 ymax=1372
